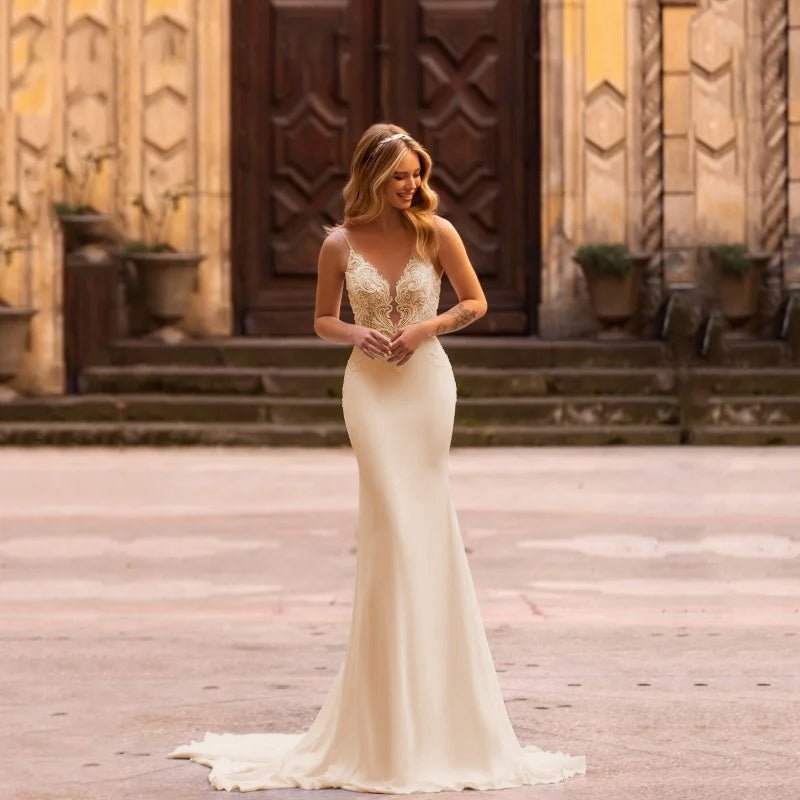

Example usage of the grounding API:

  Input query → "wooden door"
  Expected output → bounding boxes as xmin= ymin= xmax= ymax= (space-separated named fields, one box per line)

xmin=232 ymin=0 xmax=539 ymax=335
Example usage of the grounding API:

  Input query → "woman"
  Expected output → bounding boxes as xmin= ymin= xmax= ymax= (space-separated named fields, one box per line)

xmin=167 ymin=123 xmax=587 ymax=793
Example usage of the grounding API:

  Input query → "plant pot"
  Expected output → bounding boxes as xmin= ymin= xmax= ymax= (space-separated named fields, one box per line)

xmin=574 ymin=255 xmax=644 ymax=333
xmin=714 ymin=253 xmax=765 ymax=327
xmin=0 ymin=305 xmax=37 ymax=381
xmin=124 ymin=251 xmax=205 ymax=326
xmin=57 ymin=212 xmax=113 ymax=251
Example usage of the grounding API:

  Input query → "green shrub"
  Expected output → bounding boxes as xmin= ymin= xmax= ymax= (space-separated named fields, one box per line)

xmin=121 ymin=239 xmax=172 ymax=254
xmin=574 ymin=243 xmax=631 ymax=277
xmin=52 ymin=201 xmax=95 ymax=215
xmin=708 ymin=244 xmax=751 ymax=276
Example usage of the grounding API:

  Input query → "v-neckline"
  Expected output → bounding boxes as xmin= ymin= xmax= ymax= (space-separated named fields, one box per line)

xmin=347 ymin=247 xmax=417 ymax=295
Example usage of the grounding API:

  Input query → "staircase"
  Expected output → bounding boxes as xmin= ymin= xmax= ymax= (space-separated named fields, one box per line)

xmin=684 ymin=340 xmax=800 ymax=445
xmin=2 ymin=336 xmax=798 ymax=446
xmin=0 ymin=337 xmax=686 ymax=446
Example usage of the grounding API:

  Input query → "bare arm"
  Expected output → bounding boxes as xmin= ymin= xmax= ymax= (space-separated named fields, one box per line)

xmin=313 ymin=232 xmax=354 ymax=345
xmin=420 ymin=216 xmax=488 ymax=337
xmin=313 ymin=231 xmax=392 ymax=358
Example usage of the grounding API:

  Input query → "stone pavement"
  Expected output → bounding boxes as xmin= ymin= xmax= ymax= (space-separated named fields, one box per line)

xmin=1 ymin=446 xmax=798 ymax=800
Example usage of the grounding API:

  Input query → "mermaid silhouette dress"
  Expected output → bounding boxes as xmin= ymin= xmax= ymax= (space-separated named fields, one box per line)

xmin=166 ymin=226 xmax=588 ymax=792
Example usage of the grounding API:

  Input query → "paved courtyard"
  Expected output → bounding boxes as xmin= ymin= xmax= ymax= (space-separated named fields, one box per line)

xmin=1 ymin=446 xmax=798 ymax=800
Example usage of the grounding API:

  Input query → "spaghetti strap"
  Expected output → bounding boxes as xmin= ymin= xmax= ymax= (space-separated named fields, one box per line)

xmin=338 ymin=226 xmax=353 ymax=251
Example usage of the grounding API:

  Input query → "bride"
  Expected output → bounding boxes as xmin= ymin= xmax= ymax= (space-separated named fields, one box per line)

xmin=167 ymin=123 xmax=587 ymax=793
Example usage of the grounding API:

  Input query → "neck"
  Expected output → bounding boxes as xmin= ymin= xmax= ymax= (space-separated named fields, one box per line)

xmin=372 ymin=205 xmax=405 ymax=232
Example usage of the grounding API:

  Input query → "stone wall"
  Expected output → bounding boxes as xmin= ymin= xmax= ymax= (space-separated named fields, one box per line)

xmin=0 ymin=0 xmax=231 ymax=394
xmin=786 ymin=0 xmax=800 ymax=284
xmin=540 ymin=0 xmax=793 ymax=337
xmin=0 ymin=0 xmax=795 ymax=388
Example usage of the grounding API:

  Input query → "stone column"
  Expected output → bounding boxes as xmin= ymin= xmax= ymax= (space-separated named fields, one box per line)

xmin=760 ymin=0 xmax=789 ymax=327
xmin=540 ymin=0 xmax=633 ymax=337
xmin=540 ymin=0 xmax=591 ymax=337
xmin=785 ymin=0 xmax=800 ymax=286
xmin=639 ymin=0 xmax=664 ymax=326
xmin=0 ymin=2 xmax=68 ymax=394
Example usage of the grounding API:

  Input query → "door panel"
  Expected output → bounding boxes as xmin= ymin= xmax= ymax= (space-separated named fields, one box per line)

xmin=232 ymin=0 xmax=538 ymax=335
xmin=384 ymin=0 xmax=533 ymax=333
xmin=232 ymin=0 xmax=376 ymax=334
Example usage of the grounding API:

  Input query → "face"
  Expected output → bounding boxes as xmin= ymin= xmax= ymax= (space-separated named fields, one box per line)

xmin=384 ymin=150 xmax=422 ymax=209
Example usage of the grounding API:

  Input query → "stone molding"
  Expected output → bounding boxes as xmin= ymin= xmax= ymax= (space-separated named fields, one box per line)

xmin=761 ymin=0 xmax=789 ymax=327
xmin=640 ymin=0 xmax=664 ymax=326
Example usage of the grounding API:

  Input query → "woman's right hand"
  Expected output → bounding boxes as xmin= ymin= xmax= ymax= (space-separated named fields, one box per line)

xmin=350 ymin=325 xmax=392 ymax=359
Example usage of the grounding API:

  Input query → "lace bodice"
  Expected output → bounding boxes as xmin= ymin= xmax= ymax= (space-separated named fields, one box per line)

xmin=339 ymin=230 xmax=442 ymax=336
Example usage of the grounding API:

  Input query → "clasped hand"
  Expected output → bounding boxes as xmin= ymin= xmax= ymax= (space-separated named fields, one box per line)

xmin=352 ymin=323 xmax=430 ymax=366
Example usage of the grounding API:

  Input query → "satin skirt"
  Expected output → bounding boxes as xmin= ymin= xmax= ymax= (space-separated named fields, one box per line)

xmin=167 ymin=336 xmax=587 ymax=793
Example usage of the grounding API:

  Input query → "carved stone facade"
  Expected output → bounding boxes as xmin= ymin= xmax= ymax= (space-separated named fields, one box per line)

xmin=0 ymin=0 xmax=796 ymax=391
xmin=540 ymin=0 xmax=793 ymax=337
xmin=0 ymin=0 xmax=230 ymax=394
xmin=786 ymin=0 xmax=800 ymax=284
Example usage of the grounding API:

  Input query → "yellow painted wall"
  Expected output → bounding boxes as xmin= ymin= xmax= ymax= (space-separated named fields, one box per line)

xmin=0 ymin=0 xmax=231 ymax=394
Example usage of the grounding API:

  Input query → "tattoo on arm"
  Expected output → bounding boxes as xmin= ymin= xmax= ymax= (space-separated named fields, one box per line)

xmin=433 ymin=302 xmax=479 ymax=335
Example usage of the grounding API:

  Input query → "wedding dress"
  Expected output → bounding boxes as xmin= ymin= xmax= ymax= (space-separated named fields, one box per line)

xmin=167 ymin=227 xmax=588 ymax=793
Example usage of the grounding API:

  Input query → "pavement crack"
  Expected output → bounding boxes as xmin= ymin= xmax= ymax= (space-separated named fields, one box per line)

xmin=51 ymin=763 xmax=186 ymax=786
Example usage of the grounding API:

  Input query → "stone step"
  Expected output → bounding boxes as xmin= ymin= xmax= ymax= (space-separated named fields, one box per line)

xmin=717 ymin=339 xmax=795 ymax=367
xmin=108 ymin=338 xmax=349 ymax=369
xmin=688 ymin=425 xmax=800 ymax=445
xmin=80 ymin=364 xmax=678 ymax=398
xmin=687 ymin=367 xmax=800 ymax=395
xmin=106 ymin=336 xmax=672 ymax=369
xmin=688 ymin=396 xmax=800 ymax=425
xmin=0 ymin=421 xmax=683 ymax=447
xmin=0 ymin=394 xmax=681 ymax=426
xmin=81 ymin=365 xmax=309 ymax=396
xmin=454 ymin=397 xmax=680 ymax=426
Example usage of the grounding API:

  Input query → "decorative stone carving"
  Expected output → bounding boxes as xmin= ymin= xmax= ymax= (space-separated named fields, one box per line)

xmin=689 ymin=12 xmax=732 ymax=78
xmin=141 ymin=13 xmax=190 ymax=235
xmin=585 ymin=83 xmax=626 ymax=154
xmin=694 ymin=117 xmax=737 ymax=155
xmin=640 ymin=0 xmax=664 ymax=331
xmin=583 ymin=80 xmax=627 ymax=243
xmin=661 ymin=3 xmax=697 ymax=286
xmin=691 ymin=5 xmax=745 ymax=247
xmin=0 ymin=0 xmax=231 ymax=393
xmin=761 ymin=0 xmax=789 ymax=334
xmin=143 ymin=88 xmax=188 ymax=155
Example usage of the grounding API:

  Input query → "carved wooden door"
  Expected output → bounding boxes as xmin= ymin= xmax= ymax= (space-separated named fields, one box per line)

xmin=232 ymin=0 xmax=538 ymax=335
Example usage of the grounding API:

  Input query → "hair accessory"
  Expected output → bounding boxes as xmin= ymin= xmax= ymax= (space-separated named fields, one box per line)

xmin=375 ymin=132 xmax=409 ymax=148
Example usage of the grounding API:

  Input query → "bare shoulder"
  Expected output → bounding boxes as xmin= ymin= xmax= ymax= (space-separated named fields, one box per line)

xmin=432 ymin=213 xmax=458 ymax=241
xmin=321 ymin=224 xmax=349 ymax=251
xmin=318 ymin=225 xmax=350 ymax=269
xmin=432 ymin=214 xmax=467 ymax=263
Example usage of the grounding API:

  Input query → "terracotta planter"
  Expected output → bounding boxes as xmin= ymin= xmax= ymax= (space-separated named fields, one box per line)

xmin=574 ymin=254 xmax=644 ymax=331
xmin=712 ymin=252 xmax=766 ymax=326
xmin=124 ymin=251 xmax=205 ymax=325
xmin=58 ymin=212 xmax=112 ymax=251
xmin=0 ymin=305 xmax=37 ymax=381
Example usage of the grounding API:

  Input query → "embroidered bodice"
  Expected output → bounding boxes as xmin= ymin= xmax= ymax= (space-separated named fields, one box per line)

xmin=340 ymin=232 xmax=442 ymax=336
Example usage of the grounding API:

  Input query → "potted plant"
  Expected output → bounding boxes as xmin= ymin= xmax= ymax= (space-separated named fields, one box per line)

xmin=121 ymin=182 xmax=205 ymax=331
xmin=53 ymin=139 xmax=117 ymax=250
xmin=707 ymin=244 xmax=767 ymax=328
xmin=0 ymin=238 xmax=37 ymax=384
xmin=573 ymin=243 xmax=647 ymax=336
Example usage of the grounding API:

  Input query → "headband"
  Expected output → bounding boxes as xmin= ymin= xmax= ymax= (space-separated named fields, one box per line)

xmin=375 ymin=132 xmax=411 ymax=148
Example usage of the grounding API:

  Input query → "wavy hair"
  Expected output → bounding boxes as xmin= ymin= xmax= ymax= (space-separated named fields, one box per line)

xmin=324 ymin=123 xmax=440 ymax=262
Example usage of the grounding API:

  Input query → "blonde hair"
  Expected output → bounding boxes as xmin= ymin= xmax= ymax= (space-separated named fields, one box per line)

xmin=324 ymin=123 xmax=440 ymax=262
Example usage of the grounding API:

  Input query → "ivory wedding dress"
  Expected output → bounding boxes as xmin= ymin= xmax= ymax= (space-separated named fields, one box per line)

xmin=167 ymin=226 xmax=588 ymax=793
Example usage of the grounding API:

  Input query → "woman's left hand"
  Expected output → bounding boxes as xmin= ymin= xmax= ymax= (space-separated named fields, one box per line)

xmin=387 ymin=322 xmax=431 ymax=366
